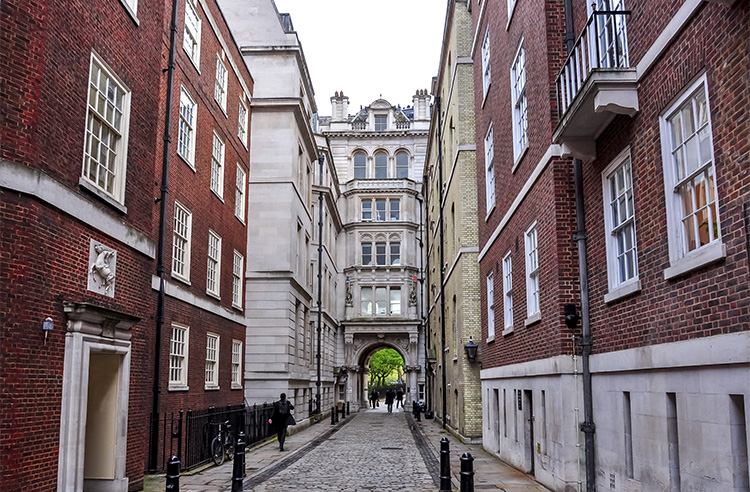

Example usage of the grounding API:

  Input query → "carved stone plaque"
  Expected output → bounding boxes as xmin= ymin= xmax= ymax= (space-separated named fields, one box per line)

xmin=88 ymin=239 xmax=117 ymax=298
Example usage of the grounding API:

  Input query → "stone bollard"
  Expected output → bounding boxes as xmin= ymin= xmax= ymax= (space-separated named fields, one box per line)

xmin=439 ymin=437 xmax=451 ymax=492
xmin=166 ymin=455 xmax=180 ymax=492
xmin=231 ymin=432 xmax=246 ymax=492
xmin=460 ymin=452 xmax=474 ymax=492
xmin=331 ymin=406 xmax=336 ymax=425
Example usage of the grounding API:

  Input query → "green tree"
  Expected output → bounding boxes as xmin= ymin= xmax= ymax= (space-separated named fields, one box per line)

xmin=369 ymin=349 xmax=404 ymax=386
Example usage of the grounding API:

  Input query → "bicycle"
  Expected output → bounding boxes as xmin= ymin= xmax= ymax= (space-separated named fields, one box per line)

xmin=211 ymin=420 xmax=235 ymax=466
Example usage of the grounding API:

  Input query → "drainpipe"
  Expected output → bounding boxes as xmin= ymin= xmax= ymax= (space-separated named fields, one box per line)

xmin=564 ymin=2 xmax=596 ymax=488
xmin=423 ymin=185 xmax=433 ymax=414
xmin=150 ymin=0 xmax=179 ymax=472
xmin=435 ymin=96 xmax=447 ymax=429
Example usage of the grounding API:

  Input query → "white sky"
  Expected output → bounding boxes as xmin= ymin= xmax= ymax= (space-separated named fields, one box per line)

xmin=272 ymin=0 xmax=448 ymax=116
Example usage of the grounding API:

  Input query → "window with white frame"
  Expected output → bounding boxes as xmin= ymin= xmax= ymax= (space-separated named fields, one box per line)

xmin=660 ymin=75 xmax=721 ymax=273
xmin=353 ymin=153 xmax=367 ymax=179
xmin=207 ymin=231 xmax=221 ymax=297
xmin=232 ymin=250 xmax=243 ymax=309
xmin=390 ymin=199 xmax=400 ymax=220
xmin=511 ymin=41 xmax=528 ymax=161
xmin=82 ymin=54 xmax=131 ymax=204
xmin=238 ymin=98 xmax=248 ymax=147
xmin=183 ymin=0 xmax=201 ymax=68
xmin=122 ymin=0 xmax=137 ymax=15
xmin=235 ymin=165 xmax=246 ymax=222
xmin=525 ymin=224 xmax=540 ymax=317
xmin=503 ymin=251 xmax=514 ymax=332
xmin=374 ymin=153 xmax=388 ymax=179
xmin=484 ymin=124 xmax=495 ymax=212
xmin=210 ymin=132 xmax=224 ymax=198
xmin=396 ymin=152 xmax=409 ymax=178
xmin=231 ymin=339 xmax=242 ymax=388
xmin=362 ymin=200 xmax=372 ymax=221
xmin=508 ymin=0 xmax=517 ymax=22
xmin=361 ymin=286 xmax=400 ymax=316
xmin=481 ymin=27 xmax=491 ymax=99
xmin=390 ymin=242 xmax=401 ymax=265
xmin=486 ymin=273 xmax=495 ymax=339
xmin=214 ymin=55 xmax=228 ymax=111
xmin=169 ymin=324 xmax=189 ymax=388
xmin=172 ymin=202 xmax=192 ymax=281
xmin=205 ymin=333 xmax=219 ymax=388
xmin=603 ymin=149 xmax=638 ymax=291
xmin=375 ymin=115 xmax=387 ymax=132
xmin=178 ymin=87 xmax=196 ymax=166
xmin=361 ymin=243 xmax=372 ymax=266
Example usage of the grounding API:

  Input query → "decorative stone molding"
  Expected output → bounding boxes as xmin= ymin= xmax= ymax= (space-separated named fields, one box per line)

xmin=345 ymin=281 xmax=353 ymax=306
xmin=404 ymin=365 xmax=421 ymax=372
xmin=345 ymin=333 xmax=354 ymax=344
xmin=64 ymin=301 xmax=140 ymax=341
xmin=409 ymin=333 xmax=418 ymax=345
xmin=88 ymin=239 xmax=117 ymax=297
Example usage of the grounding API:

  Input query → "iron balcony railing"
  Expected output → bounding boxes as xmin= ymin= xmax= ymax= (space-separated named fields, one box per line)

xmin=556 ymin=10 xmax=631 ymax=119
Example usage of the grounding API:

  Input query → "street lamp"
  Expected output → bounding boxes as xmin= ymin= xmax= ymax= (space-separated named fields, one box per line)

xmin=464 ymin=337 xmax=478 ymax=361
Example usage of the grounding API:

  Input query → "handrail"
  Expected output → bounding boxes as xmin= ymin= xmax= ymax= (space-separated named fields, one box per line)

xmin=556 ymin=10 xmax=631 ymax=119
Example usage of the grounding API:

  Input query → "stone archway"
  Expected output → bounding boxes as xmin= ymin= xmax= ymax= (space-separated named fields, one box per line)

xmin=339 ymin=330 xmax=422 ymax=411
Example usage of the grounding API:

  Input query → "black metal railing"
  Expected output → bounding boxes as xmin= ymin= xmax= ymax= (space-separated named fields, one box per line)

xmin=556 ymin=10 xmax=631 ymax=118
xmin=149 ymin=402 xmax=276 ymax=473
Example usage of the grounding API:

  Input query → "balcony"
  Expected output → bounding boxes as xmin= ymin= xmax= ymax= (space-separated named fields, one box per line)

xmin=553 ymin=10 xmax=638 ymax=160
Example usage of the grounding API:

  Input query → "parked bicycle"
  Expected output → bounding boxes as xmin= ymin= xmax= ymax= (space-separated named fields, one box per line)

xmin=211 ymin=420 xmax=235 ymax=466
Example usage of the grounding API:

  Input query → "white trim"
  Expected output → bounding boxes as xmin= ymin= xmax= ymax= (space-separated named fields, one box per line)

xmin=206 ymin=230 xmax=222 ymax=297
xmin=506 ymin=0 xmax=518 ymax=29
xmin=502 ymin=250 xmax=514 ymax=333
xmin=151 ymin=275 xmax=247 ymax=324
xmin=0 ymin=159 xmax=155 ymax=258
xmin=178 ymin=86 xmax=197 ymax=168
xmin=168 ymin=323 xmax=190 ymax=389
xmin=204 ymin=332 xmax=220 ymax=389
xmin=231 ymin=339 xmax=243 ymax=389
xmin=117 ymin=0 xmax=139 ymax=25
xmin=663 ymin=241 xmax=726 ymax=280
xmin=603 ymin=279 xmax=641 ymax=303
xmin=478 ymin=145 xmax=563 ymax=260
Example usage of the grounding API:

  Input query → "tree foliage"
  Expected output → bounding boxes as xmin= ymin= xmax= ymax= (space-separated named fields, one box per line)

xmin=369 ymin=349 xmax=404 ymax=386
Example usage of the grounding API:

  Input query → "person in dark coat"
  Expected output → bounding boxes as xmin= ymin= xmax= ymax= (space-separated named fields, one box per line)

xmin=270 ymin=393 xmax=295 ymax=451
xmin=369 ymin=390 xmax=376 ymax=408
xmin=385 ymin=389 xmax=395 ymax=413
xmin=396 ymin=388 xmax=404 ymax=409
xmin=374 ymin=389 xmax=380 ymax=407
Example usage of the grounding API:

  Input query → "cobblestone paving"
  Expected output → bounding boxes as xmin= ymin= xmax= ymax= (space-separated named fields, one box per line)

xmin=248 ymin=410 xmax=437 ymax=491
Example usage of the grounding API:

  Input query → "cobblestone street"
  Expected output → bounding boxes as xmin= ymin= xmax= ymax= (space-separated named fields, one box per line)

xmin=247 ymin=408 xmax=437 ymax=491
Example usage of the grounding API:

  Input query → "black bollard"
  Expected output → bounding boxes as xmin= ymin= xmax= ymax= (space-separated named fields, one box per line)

xmin=439 ymin=437 xmax=451 ymax=492
xmin=416 ymin=402 xmax=421 ymax=422
xmin=166 ymin=455 xmax=180 ymax=492
xmin=341 ymin=405 xmax=346 ymax=419
xmin=346 ymin=401 xmax=350 ymax=415
xmin=460 ymin=452 xmax=474 ymax=492
xmin=231 ymin=432 xmax=245 ymax=492
xmin=331 ymin=406 xmax=336 ymax=425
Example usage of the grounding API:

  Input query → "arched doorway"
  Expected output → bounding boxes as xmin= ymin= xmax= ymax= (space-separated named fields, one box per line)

xmin=365 ymin=347 xmax=404 ymax=409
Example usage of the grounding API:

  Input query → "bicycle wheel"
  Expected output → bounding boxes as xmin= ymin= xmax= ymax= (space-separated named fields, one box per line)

xmin=224 ymin=431 xmax=235 ymax=461
xmin=211 ymin=436 xmax=225 ymax=466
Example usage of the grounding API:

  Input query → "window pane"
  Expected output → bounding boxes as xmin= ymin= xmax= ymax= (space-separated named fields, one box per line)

xmin=354 ymin=154 xmax=366 ymax=179
xmin=390 ymin=242 xmax=400 ymax=265
xmin=375 ymin=199 xmax=386 ymax=221
xmin=396 ymin=153 xmax=409 ymax=178
xmin=390 ymin=288 xmax=401 ymax=315
xmin=361 ymin=287 xmax=372 ymax=315
xmin=375 ymin=287 xmax=387 ymax=314
xmin=362 ymin=200 xmax=372 ymax=220
xmin=362 ymin=243 xmax=372 ymax=265
xmin=376 ymin=243 xmax=386 ymax=265
xmin=375 ymin=154 xmax=387 ymax=179
xmin=390 ymin=199 xmax=400 ymax=220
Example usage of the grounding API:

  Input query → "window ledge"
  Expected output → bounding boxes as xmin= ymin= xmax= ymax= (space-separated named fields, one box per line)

xmin=482 ymin=84 xmax=490 ymax=109
xmin=205 ymin=386 xmax=220 ymax=391
xmin=453 ymin=357 xmax=458 ymax=363
xmin=485 ymin=202 xmax=496 ymax=222
xmin=502 ymin=326 xmax=514 ymax=337
xmin=211 ymin=189 xmax=225 ymax=203
xmin=664 ymin=242 xmax=726 ymax=280
xmin=231 ymin=384 xmax=243 ymax=390
xmin=178 ymin=153 xmax=196 ymax=172
xmin=604 ymin=279 xmax=642 ymax=304
xmin=524 ymin=312 xmax=541 ymax=326
xmin=207 ymin=291 xmax=221 ymax=301
xmin=79 ymin=177 xmax=128 ymax=214
xmin=511 ymin=145 xmax=529 ymax=173
xmin=232 ymin=303 xmax=243 ymax=311
xmin=171 ymin=275 xmax=191 ymax=287
xmin=235 ymin=214 xmax=246 ymax=227
xmin=486 ymin=334 xmax=495 ymax=343
xmin=168 ymin=386 xmax=189 ymax=392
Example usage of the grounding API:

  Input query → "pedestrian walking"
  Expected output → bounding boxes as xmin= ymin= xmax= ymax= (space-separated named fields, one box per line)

xmin=269 ymin=393 xmax=295 ymax=451
xmin=385 ymin=389 xmax=395 ymax=413
xmin=396 ymin=388 xmax=404 ymax=409
xmin=369 ymin=390 xmax=376 ymax=408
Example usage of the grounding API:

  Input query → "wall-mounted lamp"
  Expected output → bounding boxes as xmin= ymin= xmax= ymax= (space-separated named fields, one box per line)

xmin=43 ymin=317 xmax=54 ymax=344
xmin=564 ymin=304 xmax=579 ymax=329
xmin=464 ymin=337 xmax=478 ymax=361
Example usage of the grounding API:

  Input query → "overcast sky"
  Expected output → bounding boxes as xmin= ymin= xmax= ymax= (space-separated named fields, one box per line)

xmin=272 ymin=0 xmax=448 ymax=115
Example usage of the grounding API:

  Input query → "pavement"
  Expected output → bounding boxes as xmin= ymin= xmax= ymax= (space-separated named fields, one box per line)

xmin=143 ymin=404 xmax=550 ymax=491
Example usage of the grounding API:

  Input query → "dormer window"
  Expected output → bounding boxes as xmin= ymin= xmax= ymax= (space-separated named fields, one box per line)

xmin=375 ymin=115 xmax=387 ymax=131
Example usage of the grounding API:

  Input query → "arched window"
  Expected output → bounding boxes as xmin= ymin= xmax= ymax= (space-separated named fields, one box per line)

xmin=396 ymin=152 xmax=409 ymax=178
xmin=353 ymin=153 xmax=366 ymax=179
xmin=374 ymin=153 xmax=388 ymax=179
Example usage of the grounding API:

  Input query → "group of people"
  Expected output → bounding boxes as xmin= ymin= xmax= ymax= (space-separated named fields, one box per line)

xmin=369 ymin=387 xmax=404 ymax=413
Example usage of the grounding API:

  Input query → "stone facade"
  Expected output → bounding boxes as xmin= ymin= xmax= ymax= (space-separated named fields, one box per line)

xmin=319 ymin=91 xmax=430 ymax=410
xmin=472 ymin=0 xmax=750 ymax=491
xmin=423 ymin=0 xmax=483 ymax=442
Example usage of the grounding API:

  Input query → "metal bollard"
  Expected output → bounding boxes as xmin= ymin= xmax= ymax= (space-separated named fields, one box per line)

xmin=460 ymin=452 xmax=474 ymax=492
xmin=346 ymin=401 xmax=350 ymax=415
xmin=335 ymin=406 xmax=339 ymax=423
xmin=166 ymin=455 xmax=180 ymax=492
xmin=416 ymin=402 xmax=421 ymax=422
xmin=331 ymin=406 xmax=336 ymax=425
xmin=439 ymin=437 xmax=451 ymax=492
xmin=231 ymin=432 xmax=245 ymax=492
xmin=341 ymin=405 xmax=346 ymax=419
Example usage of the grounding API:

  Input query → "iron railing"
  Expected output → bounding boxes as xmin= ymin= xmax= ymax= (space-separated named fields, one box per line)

xmin=556 ymin=10 xmax=631 ymax=118
xmin=149 ymin=402 xmax=275 ymax=473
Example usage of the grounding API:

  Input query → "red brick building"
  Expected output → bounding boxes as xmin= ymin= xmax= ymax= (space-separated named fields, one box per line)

xmin=472 ymin=0 xmax=749 ymax=490
xmin=0 ymin=0 xmax=252 ymax=489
